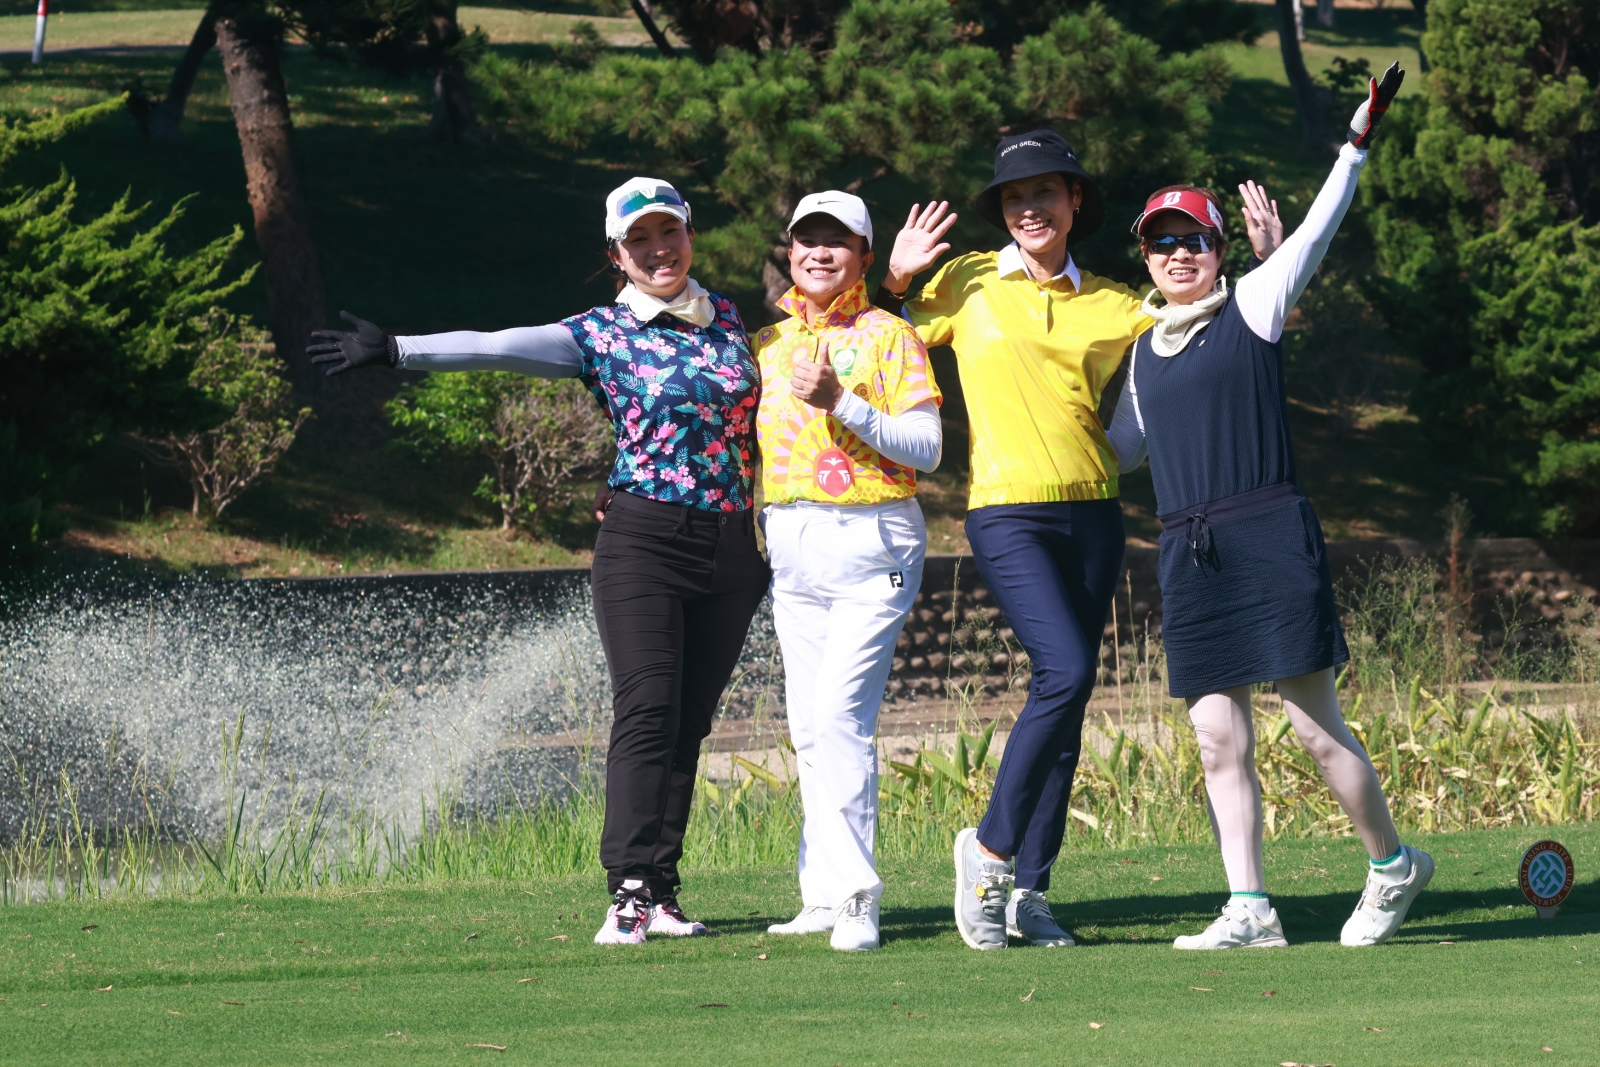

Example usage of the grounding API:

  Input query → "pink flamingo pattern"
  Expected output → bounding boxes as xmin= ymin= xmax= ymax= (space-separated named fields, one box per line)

xmin=561 ymin=292 xmax=759 ymax=512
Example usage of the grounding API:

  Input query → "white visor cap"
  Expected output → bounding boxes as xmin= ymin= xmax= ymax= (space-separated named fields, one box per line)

xmin=605 ymin=177 xmax=692 ymax=241
xmin=788 ymin=190 xmax=873 ymax=249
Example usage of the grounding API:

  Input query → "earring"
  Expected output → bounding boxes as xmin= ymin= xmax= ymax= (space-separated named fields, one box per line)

xmin=1074 ymin=206 xmax=1080 ymax=214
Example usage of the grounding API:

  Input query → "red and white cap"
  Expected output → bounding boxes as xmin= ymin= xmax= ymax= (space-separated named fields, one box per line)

xmin=1130 ymin=188 xmax=1225 ymax=236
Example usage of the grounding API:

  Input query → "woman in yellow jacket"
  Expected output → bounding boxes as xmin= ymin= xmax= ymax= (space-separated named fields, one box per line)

xmin=876 ymin=130 xmax=1150 ymax=950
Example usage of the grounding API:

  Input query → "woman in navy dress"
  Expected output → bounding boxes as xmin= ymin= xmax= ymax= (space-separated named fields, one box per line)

xmin=1107 ymin=65 xmax=1432 ymax=950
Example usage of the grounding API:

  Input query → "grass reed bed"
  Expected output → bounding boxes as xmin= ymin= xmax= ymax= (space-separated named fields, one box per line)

xmin=3 ymin=555 xmax=1597 ymax=904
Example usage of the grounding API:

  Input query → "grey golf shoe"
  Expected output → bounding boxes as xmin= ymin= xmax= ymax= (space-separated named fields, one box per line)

xmin=1007 ymin=889 xmax=1074 ymax=946
xmin=954 ymin=827 xmax=1012 ymax=950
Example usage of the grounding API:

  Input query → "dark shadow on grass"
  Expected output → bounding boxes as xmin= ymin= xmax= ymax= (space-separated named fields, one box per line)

xmin=876 ymin=877 xmax=1600 ymax=947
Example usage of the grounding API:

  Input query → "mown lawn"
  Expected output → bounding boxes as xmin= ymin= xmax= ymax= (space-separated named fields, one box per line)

xmin=3 ymin=823 xmax=1596 ymax=1065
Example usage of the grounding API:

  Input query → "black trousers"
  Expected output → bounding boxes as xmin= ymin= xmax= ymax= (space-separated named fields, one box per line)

xmin=591 ymin=490 xmax=769 ymax=899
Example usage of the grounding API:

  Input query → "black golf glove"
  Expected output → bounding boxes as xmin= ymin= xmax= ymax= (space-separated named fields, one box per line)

xmin=1347 ymin=61 xmax=1405 ymax=150
xmin=307 ymin=311 xmax=398 ymax=375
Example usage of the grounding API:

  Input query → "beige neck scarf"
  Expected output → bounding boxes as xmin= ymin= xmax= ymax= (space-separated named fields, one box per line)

xmin=618 ymin=278 xmax=713 ymax=328
xmin=1141 ymin=276 xmax=1231 ymax=357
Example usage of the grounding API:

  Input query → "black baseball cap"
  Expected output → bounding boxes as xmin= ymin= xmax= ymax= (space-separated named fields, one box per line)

xmin=975 ymin=129 xmax=1105 ymax=245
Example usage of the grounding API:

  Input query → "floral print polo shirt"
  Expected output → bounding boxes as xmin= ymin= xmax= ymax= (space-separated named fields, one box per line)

xmin=561 ymin=291 xmax=759 ymax=512
xmin=755 ymin=280 xmax=941 ymax=506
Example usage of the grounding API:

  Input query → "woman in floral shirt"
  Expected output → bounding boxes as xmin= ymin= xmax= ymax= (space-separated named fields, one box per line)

xmin=308 ymin=177 xmax=767 ymax=945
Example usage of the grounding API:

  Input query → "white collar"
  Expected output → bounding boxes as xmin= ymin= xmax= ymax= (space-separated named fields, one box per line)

xmin=997 ymin=242 xmax=1081 ymax=291
xmin=617 ymin=278 xmax=713 ymax=328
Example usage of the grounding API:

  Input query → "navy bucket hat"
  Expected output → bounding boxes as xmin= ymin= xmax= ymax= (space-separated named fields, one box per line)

xmin=974 ymin=129 xmax=1105 ymax=245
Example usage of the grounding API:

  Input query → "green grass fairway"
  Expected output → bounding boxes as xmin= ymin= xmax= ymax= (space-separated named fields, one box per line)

xmin=3 ymin=825 xmax=1596 ymax=1065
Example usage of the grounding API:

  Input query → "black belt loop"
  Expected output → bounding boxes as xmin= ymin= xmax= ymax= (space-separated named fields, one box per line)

xmin=1159 ymin=482 xmax=1304 ymax=567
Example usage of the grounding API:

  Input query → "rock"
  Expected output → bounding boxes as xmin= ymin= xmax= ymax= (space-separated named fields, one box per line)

xmin=910 ymin=656 xmax=927 ymax=670
xmin=927 ymin=652 xmax=948 ymax=671
xmin=892 ymin=657 xmax=906 ymax=672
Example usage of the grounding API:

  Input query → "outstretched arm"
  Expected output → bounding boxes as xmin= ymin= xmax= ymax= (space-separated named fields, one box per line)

xmin=308 ymin=312 xmax=583 ymax=378
xmin=395 ymin=325 xmax=583 ymax=378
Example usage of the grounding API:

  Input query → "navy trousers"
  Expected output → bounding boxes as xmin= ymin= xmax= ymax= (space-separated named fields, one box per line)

xmin=966 ymin=499 xmax=1124 ymax=892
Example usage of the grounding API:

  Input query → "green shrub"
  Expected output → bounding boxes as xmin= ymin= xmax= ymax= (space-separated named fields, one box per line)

xmin=0 ymin=100 xmax=252 ymax=557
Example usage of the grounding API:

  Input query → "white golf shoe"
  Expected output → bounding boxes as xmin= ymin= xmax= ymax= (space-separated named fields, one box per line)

xmin=830 ymin=891 xmax=880 ymax=952
xmin=593 ymin=886 xmax=649 ymax=946
xmin=768 ymin=906 xmax=835 ymax=936
xmin=1341 ymin=846 xmax=1434 ymax=946
xmin=646 ymin=898 xmax=707 ymax=937
xmin=1173 ymin=900 xmax=1289 ymax=950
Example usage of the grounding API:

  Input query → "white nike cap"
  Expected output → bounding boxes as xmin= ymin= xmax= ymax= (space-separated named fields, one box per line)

xmin=605 ymin=177 xmax=692 ymax=241
xmin=788 ymin=190 xmax=873 ymax=249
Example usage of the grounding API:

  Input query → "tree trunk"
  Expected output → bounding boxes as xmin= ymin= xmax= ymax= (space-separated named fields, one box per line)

xmin=1316 ymin=0 xmax=1334 ymax=29
xmin=215 ymin=15 xmax=330 ymax=404
xmin=147 ymin=6 xmax=218 ymax=145
xmin=629 ymin=0 xmax=678 ymax=58
xmin=761 ymin=250 xmax=790 ymax=325
xmin=425 ymin=2 xmax=476 ymax=142
xmin=1275 ymin=0 xmax=1334 ymax=148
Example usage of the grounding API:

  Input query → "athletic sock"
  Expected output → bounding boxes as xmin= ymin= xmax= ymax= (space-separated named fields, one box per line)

xmin=1370 ymin=846 xmax=1411 ymax=880
xmin=1229 ymin=892 xmax=1272 ymax=920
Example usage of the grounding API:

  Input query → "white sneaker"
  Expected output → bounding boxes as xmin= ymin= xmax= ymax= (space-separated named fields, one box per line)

xmin=1173 ymin=900 xmax=1289 ymax=950
xmin=594 ymin=887 xmax=649 ymax=946
xmin=647 ymin=898 xmax=707 ymax=937
xmin=830 ymin=891 xmax=880 ymax=952
xmin=1341 ymin=846 xmax=1434 ymax=947
xmin=768 ymin=906 xmax=835 ymax=936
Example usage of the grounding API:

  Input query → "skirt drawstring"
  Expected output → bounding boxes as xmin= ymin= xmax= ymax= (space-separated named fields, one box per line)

xmin=1184 ymin=513 xmax=1212 ymax=567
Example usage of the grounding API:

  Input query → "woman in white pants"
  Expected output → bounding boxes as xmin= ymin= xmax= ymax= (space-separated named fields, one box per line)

xmin=1107 ymin=65 xmax=1431 ymax=949
xmin=755 ymin=191 xmax=943 ymax=952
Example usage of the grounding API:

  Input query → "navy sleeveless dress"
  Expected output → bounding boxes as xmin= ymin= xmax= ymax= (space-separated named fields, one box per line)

xmin=1117 ymin=296 xmax=1347 ymax=698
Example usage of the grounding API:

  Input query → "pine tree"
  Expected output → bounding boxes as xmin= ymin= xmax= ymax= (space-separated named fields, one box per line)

xmin=1364 ymin=0 xmax=1600 ymax=534
xmin=0 ymin=102 xmax=254 ymax=555
xmin=476 ymin=0 xmax=1231 ymax=314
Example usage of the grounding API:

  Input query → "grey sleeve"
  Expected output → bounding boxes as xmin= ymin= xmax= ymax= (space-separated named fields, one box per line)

xmin=393 ymin=323 xmax=585 ymax=378
xmin=1106 ymin=366 xmax=1147 ymax=474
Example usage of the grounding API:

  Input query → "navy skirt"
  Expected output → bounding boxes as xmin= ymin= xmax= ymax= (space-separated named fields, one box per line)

xmin=1157 ymin=485 xmax=1348 ymax=698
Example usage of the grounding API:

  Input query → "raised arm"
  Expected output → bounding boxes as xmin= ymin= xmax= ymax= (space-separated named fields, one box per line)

xmin=875 ymin=201 xmax=958 ymax=311
xmin=1233 ymin=145 xmax=1366 ymax=343
xmin=307 ymin=312 xmax=583 ymax=379
xmin=1234 ymin=62 xmax=1404 ymax=343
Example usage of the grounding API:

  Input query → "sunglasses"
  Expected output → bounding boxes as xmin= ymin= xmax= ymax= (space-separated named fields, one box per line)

xmin=1142 ymin=232 xmax=1219 ymax=256
xmin=615 ymin=188 xmax=686 ymax=218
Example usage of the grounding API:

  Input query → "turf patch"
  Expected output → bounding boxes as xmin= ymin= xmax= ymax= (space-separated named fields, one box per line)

xmin=2 ymin=824 xmax=1596 ymax=1065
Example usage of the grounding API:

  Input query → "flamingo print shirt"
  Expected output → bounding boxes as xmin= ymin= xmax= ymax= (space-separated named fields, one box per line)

xmin=560 ymin=293 xmax=759 ymax=512
xmin=755 ymin=281 xmax=941 ymax=506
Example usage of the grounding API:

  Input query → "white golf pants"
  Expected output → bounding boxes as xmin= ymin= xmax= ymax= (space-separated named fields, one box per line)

xmin=764 ymin=497 xmax=925 ymax=908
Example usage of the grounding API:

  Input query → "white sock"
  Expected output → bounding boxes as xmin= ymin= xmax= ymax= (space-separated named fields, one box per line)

xmin=1371 ymin=847 xmax=1412 ymax=881
xmin=1230 ymin=893 xmax=1273 ymax=921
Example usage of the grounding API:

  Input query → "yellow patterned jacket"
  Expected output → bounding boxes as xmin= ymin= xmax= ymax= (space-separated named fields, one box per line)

xmin=755 ymin=281 xmax=941 ymax=506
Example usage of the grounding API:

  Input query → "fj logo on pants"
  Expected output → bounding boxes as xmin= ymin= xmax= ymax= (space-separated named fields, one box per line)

xmin=814 ymin=448 xmax=854 ymax=498
xmin=889 ymin=571 xmax=904 ymax=588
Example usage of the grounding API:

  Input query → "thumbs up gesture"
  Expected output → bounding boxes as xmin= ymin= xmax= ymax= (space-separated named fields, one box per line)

xmin=790 ymin=339 xmax=844 ymax=411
